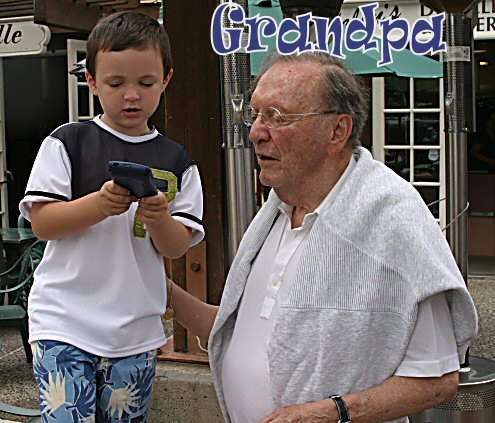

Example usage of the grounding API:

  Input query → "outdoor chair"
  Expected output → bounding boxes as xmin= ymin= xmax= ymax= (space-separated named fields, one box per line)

xmin=0 ymin=240 xmax=46 ymax=363
xmin=0 ymin=233 xmax=16 ymax=301
xmin=17 ymin=214 xmax=31 ymax=229
xmin=0 ymin=402 xmax=41 ymax=422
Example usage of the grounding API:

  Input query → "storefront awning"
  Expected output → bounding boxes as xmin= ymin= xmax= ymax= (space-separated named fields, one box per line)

xmin=248 ymin=1 xmax=443 ymax=78
xmin=339 ymin=43 xmax=443 ymax=78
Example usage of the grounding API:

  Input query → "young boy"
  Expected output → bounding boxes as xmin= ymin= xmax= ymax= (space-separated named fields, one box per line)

xmin=19 ymin=11 xmax=204 ymax=422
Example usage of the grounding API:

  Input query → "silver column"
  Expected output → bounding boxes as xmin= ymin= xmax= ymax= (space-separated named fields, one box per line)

xmin=220 ymin=0 xmax=257 ymax=266
xmin=443 ymin=13 xmax=473 ymax=282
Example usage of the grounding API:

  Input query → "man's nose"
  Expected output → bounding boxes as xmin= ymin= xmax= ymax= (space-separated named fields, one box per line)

xmin=248 ymin=115 xmax=269 ymax=144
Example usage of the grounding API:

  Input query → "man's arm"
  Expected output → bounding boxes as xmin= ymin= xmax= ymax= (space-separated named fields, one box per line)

xmin=260 ymin=372 xmax=458 ymax=423
xmin=31 ymin=180 xmax=134 ymax=240
xmin=168 ymin=280 xmax=218 ymax=344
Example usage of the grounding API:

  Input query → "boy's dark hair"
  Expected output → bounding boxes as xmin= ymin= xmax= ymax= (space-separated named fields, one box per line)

xmin=86 ymin=11 xmax=173 ymax=78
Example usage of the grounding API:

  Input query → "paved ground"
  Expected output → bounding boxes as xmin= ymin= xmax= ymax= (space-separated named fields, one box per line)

xmin=1 ymin=277 xmax=494 ymax=422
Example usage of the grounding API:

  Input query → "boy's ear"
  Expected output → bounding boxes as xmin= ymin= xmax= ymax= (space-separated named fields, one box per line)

xmin=163 ymin=69 xmax=174 ymax=91
xmin=86 ymin=71 xmax=98 ymax=96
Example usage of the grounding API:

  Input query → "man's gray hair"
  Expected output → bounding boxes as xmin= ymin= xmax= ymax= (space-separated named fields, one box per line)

xmin=253 ymin=52 xmax=369 ymax=149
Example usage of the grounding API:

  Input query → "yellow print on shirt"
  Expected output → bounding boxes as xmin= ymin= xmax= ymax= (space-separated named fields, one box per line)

xmin=133 ymin=169 xmax=179 ymax=238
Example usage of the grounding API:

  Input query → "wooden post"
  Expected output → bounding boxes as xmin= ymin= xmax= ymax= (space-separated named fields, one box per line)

xmin=185 ymin=242 xmax=208 ymax=355
xmin=164 ymin=0 xmax=226 ymax=307
xmin=169 ymin=255 xmax=187 ymax=353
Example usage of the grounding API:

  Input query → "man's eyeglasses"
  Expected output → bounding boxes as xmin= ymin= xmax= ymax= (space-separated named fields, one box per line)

xmin=242 ymin=105 xmax=337 ymax=129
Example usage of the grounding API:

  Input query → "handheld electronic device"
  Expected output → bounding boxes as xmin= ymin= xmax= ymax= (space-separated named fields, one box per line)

xmin=108 ymin=161 xmax=158 ymax=198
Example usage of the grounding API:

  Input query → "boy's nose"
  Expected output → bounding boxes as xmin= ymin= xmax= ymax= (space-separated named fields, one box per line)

xmin=124 ymin=88 xmax=140 ymax=101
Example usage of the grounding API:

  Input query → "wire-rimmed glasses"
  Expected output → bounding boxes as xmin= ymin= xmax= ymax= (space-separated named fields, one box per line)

xmin=242 ymin=105 xmax=337 ymax=129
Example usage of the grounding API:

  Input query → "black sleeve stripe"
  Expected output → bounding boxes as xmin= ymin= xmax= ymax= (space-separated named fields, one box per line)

xmin=25 ymin=191 xmax=69 ymax=202
xmin=170 ymin=212 xmax=203 ymax=226
xmin=183 ymin=162 xmax=198 ymax=175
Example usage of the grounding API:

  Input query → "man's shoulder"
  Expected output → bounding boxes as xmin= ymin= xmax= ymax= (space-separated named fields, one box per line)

xmin=338 ymin=147 xmax=424 ymax=215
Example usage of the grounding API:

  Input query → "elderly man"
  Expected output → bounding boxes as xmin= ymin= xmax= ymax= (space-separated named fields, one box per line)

xmin=170 ymin=52 xmax=478 ymax=423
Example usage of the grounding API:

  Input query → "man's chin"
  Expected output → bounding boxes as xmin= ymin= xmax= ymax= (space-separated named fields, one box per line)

xmin=259 ymin=174 xmax=276 ymax=189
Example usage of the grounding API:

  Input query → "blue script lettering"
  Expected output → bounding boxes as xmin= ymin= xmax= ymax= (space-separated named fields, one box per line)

xmin=410 ymin=14 xmax=446 ymax=55
xmin=313 ymin=16 xmax=344 ymax=58
xmin=210 ymin=2 xmax=445 ymax=66
xmin=210 ymin=3 xmax=245 ymax=55
xmin=380 ymin=17 xmax=410 ymax=65
xmin=245 ymin=15 xmax=277 ymax=52
xmin=277 ymin=13 xmax=312 ymax=54
xmin=346 ymin=3 xmax=378 ymax=52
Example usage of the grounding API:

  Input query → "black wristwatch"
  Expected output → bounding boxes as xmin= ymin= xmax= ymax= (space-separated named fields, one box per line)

xmin=329 ymin=394 xmax=351 ymax=423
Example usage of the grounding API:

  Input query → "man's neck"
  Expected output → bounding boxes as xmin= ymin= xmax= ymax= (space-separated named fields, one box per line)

xmin=278 ymin=151 xmax=353 ymax=228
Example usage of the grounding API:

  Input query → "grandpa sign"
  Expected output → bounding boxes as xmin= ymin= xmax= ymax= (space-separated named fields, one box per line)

xmin=211 ymin=2 xmax=446 ymax=66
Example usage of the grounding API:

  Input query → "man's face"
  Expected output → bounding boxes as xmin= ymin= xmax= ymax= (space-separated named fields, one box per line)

xmin=249 ymin=62 xmax=333 ymax=194
xmin=86 ymin=47 xmax=171 ymax=136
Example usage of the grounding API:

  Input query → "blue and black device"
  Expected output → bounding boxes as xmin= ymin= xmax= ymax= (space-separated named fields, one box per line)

xmin=108 ymin=161 xmax=158 ymax=198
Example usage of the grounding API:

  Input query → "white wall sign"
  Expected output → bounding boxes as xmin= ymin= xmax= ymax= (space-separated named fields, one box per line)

xmin=0 ymin=17 xmax=51 ymax=57
xmin=341 ymin=0 xmax=495 ymax=41
xmin=474 ymin=0 xmax=495 ymax=40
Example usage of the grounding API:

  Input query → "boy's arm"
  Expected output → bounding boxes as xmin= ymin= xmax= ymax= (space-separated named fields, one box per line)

xmin=31 ymin=181 xmax=135 ymax=240
xmin=137 ymin=192 xmax=192 ymax=258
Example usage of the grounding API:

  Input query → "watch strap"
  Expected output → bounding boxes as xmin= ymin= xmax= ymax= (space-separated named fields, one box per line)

xmin=329 ymin=394 xmax=350 ymax=423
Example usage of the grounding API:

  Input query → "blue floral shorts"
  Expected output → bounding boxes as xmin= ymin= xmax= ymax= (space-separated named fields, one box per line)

xmin=32 ymin=340 xmax=157 ymax=422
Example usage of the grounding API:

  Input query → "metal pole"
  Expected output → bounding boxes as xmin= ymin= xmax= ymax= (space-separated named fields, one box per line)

xmin=220 ymin=1 xmax=257 ymax=265
xmin=444 ymin=13 xmax=471 ymax=285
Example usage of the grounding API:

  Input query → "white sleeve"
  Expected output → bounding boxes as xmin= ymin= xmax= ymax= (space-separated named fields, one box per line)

xmin=394 ymin=292 xmax=461 ymax=377
xmin=168 ymin=165 xmax=204 ymax=246
xmin=19 ymin=136 xmax=72 ymax=221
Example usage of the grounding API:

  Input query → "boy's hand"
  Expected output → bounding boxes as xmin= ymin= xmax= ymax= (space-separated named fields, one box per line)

xmin=97 ymin=180 xmax=136 ymax=216
xmin=136 ymin=191 xmax=169 ymax=225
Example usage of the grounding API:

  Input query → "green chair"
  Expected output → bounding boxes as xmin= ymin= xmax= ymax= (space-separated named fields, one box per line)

xmin=0 ymin=240 xmax=45 ymax=363
xmin=17 ymin=214 xmax=32 ymax=229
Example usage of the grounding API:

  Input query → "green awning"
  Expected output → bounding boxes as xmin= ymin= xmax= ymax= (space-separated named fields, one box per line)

xmin=247 ymin=1 xmax=443 ymax=78
xmin=248 ymin=1 xmax=283 ymax=75
xmin=340 ymin=43 xmax=443 ymax=78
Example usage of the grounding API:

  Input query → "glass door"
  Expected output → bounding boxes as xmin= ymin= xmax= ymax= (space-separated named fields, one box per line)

xmin=67 ymin=39 xmax=97 ymax=123
xmin=372 ymin=76 xmax=446 ymax=228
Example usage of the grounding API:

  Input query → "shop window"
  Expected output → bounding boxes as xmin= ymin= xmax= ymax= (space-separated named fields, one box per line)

xmin=385 ymin=113 xmax=410 ymax=145
xmin=414 ymin=79 xmax=440 ymax=109
xmin=372 ymin=76 xmax=445 ymax=226
xmin=385 ymin=77 xmax=410 ymax=109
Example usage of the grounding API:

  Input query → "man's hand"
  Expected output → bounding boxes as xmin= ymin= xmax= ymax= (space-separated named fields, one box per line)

xmin=260 ymin=401 xmax=335 ymax=423
xmin=97 ymin=180 xmax=136 ymax=217
xmin=136 ymin=191 xmax=169 ymax=225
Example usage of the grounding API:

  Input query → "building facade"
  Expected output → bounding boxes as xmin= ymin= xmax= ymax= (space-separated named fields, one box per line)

xmin=0 ymin=0 xmax=492 ymax=280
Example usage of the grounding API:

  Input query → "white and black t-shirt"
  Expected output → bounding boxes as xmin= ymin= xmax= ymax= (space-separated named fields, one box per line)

xmin=20 ymin=116 xmax=204 ymax=357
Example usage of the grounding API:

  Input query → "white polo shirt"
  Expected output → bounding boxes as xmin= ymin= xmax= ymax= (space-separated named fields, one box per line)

xmin=221 ymin=156 xmax=459 ymax=423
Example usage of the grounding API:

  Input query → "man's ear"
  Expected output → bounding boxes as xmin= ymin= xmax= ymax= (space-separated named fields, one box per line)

xmin=329 ymin=114 xmax=353 ymax=150
xmin=163 ymin=69 xmax=174 ymax=91
xmin=86 ymin=71 xmax=98 ymax=96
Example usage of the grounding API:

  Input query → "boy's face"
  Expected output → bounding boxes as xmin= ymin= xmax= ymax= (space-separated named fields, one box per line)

xmin=86 ymin=47 xmax=172 ymax=136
